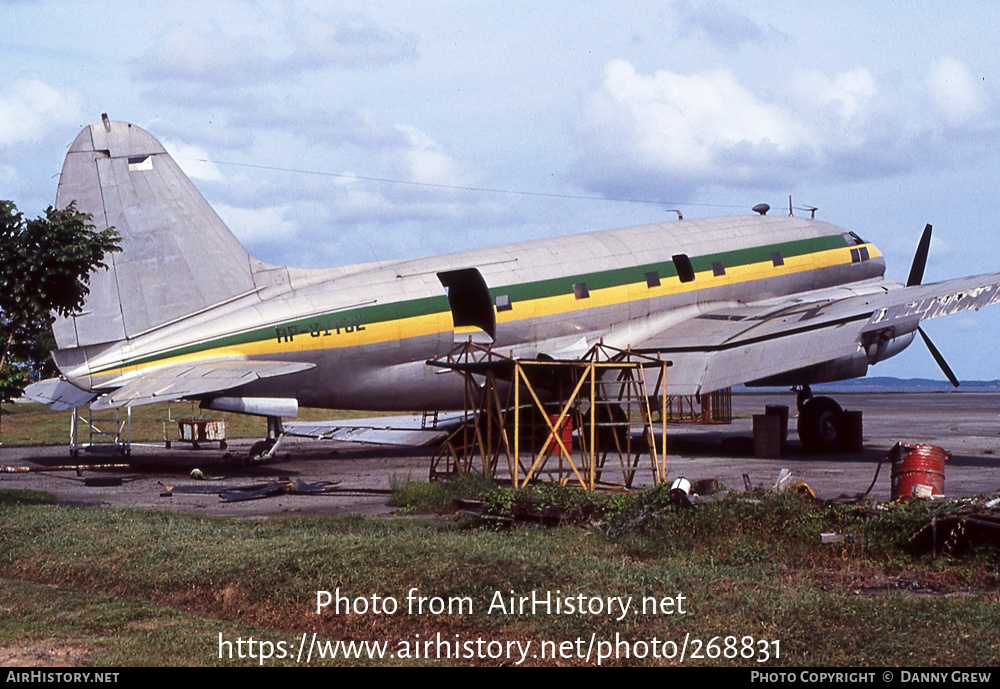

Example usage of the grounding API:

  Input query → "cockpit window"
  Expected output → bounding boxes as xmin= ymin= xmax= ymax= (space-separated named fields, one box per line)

xmin=844 ymin=231 xmax=866 ymax=245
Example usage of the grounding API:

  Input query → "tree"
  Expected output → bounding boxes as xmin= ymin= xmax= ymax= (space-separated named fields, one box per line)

xmin=0 ymin=201 xmax=120 ymax=404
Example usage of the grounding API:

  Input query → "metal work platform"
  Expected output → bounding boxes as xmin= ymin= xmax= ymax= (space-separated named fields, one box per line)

xmin=428 ymin=341 xmax=670 ymax=491
xmin=69 ymin=404 xmax=132 ymax=457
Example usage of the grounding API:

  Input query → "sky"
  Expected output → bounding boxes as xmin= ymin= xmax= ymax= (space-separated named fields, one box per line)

xmin=2 ymin=1 xmax=999 ymax=381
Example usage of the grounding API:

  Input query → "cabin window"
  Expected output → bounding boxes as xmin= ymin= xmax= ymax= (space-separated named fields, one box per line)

xmin=495 ymin=294 xmax=512 ymax=312
xmin=711 ymin=261 xmax=726 ymax=276
xmin=771 ymin=251 xmax=784 ymax=266
xmin=672 ymin=254 xmax=695 ymax=283
xmin=573 ymin=283 xmax=590 ymax=299
xmin=645 ymin=271 xmax=660 ymax=288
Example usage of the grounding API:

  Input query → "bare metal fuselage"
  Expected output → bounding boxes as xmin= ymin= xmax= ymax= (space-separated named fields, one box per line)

xmin=55 ymin=215 xmax=889 ymax=411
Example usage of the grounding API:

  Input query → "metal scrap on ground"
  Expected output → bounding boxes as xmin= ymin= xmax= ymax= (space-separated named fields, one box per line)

xmin=906 ymin=509 xmax=1000 ymax=557
xmin=160 ymin=479 xmax=341 ymax=502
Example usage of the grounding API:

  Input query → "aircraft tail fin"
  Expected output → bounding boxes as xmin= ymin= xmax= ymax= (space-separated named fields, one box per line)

xmin=52 ymin=118 xmax=260 ymax=349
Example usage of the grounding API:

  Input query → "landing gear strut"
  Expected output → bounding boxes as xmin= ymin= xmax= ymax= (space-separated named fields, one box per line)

xmin=795 ymin=385 xmax=812 ymax=412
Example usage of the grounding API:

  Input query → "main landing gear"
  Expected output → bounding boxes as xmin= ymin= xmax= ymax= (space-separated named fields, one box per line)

xmin=795 ymin=386 xmax=844 ymax=452
xmin=247 ymin=415 xmax=286 ymax=463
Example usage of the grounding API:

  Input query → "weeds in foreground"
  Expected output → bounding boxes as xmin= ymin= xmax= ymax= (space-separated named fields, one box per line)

xmin=389 ymin=477 xmax=1000 ymax=565
xmin=1 ymin=487 xmax=999 ymax=666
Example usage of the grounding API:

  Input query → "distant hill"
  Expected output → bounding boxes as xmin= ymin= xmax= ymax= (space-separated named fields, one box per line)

xmin=737 ymin=377 xmax=1000 ymax=394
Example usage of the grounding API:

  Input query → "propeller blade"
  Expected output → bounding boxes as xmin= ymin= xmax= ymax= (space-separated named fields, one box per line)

xmin=906 ymin=223 xmax=933 ymax=287
xmin=917 ymin=326 xmax=959 ymax=388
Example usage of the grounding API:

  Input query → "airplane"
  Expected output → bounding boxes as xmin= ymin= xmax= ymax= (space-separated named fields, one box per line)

xmin=23 ymin=116 xmax=1000 ymax=458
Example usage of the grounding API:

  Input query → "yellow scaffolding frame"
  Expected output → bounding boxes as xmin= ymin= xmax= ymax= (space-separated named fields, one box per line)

xmin=429 ymin=341 xmax=669 ymax=491
xmin=429 ymin=342 xmax=513 ymax=480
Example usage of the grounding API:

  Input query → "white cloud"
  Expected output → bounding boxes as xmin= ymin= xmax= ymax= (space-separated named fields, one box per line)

xmin=160 ymin=139 xmax=223 ymax=182
xmin=294 ymin=12 xmax=418 ymax=68
xmin=214 ymin=203 xmax=297 ymax=243
xmin=580 ymin=60 xmax=811 ymax=189
xmin=394 ymin=124 xmax=469 ymax=186
xmin=138 ymin=9 xmax=416 ymax=85
xmin=574 ymin=59 xmax=988 ymax=196
xmin=926 ymin=57 xmax=985 ymax=127
xmin=143 ymin=24 xmax=238 ymax=80
xmin=794 ymin=68 xmax=876 ymax=124
xmin=0 ymin=78 xmax=80 ymax=146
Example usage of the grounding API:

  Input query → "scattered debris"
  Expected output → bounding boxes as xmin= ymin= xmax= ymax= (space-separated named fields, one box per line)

xmin=820 ymin=533 xmax=856 ymax=545
xmin=0 ymin=463 xmax=132 ymax=475
xmin=157 ymin=479 xmax=342 ymax=501
xmin=906 ymin=510 xmax=1000 ymax=557
xmin=695 ymin=478 xmax=718 ymax=495
xmin=668 ymin=477 xmax=696 ymax=507
xmin=774 ymin=468 xmax=793 ymax=490
xmin=772 ymin=469 xmax=816 ymax=499
xmin=189 ymin=468 xmax=224 ymax=481
xmin=219 ymin=479 xmax=342 ymax=502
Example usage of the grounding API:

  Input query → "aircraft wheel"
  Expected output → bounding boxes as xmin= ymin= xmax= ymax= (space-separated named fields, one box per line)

xmin=797 ymin=396 xmax=843 ymax=451
xmin=247 ymin=439 xmax=274 ymax=464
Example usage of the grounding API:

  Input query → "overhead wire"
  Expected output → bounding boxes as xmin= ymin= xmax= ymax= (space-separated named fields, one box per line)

xmin=197 ymin=158 xmax=751 ymax=211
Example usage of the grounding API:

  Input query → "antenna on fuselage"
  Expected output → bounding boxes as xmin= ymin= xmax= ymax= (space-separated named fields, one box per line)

xmin=752 ymin=203 xmax=770 ymax=216
xmin=788 ymin=196 xmax=819 ymax=219
xmin=666 ymin=209 xmax=683 ymax=220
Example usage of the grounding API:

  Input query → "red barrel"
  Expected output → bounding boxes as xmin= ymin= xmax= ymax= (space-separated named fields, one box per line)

xmin=890 ymin=444 xmax=948 ymax=501
xmin=547 ymin=414 xmax=574 ymax=457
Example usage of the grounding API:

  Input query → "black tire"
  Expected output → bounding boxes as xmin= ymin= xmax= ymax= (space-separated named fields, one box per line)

xmin=797 ymin=396 xmax=843 ymax=451
xmin=247 ymin=440 xmax=272 ymax=464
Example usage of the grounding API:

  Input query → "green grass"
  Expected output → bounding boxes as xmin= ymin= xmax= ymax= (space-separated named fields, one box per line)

xmin=0 ymin=488 xmax=56 ymax=506
xmin=0 ymin=486 xmax=997 ymax=666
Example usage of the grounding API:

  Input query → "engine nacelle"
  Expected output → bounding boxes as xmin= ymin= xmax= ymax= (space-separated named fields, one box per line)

xmin=747 ymin=352 xmax=869 ymax=388
xmin=865 ymin=330 xmax=917 ymax=364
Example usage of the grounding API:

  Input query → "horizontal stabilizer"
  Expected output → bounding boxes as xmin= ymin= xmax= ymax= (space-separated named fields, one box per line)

xmin=22 ymin=378 xmax=98 ymax=411
xmin=91 ymin=360 xmax=314 ymax=410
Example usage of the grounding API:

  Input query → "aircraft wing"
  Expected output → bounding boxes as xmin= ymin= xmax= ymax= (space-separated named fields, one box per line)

xmin=90 ymin=360 xmax=315 ymax=410
xmin=634 ymin=272 xmax=1000 ymax=394
xmin=283 ymin=411 xmax=470 ymax=447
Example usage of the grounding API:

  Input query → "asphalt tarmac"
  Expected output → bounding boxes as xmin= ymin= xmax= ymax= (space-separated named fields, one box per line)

xmin=2 ymin=392 xmax=998 ymax=517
